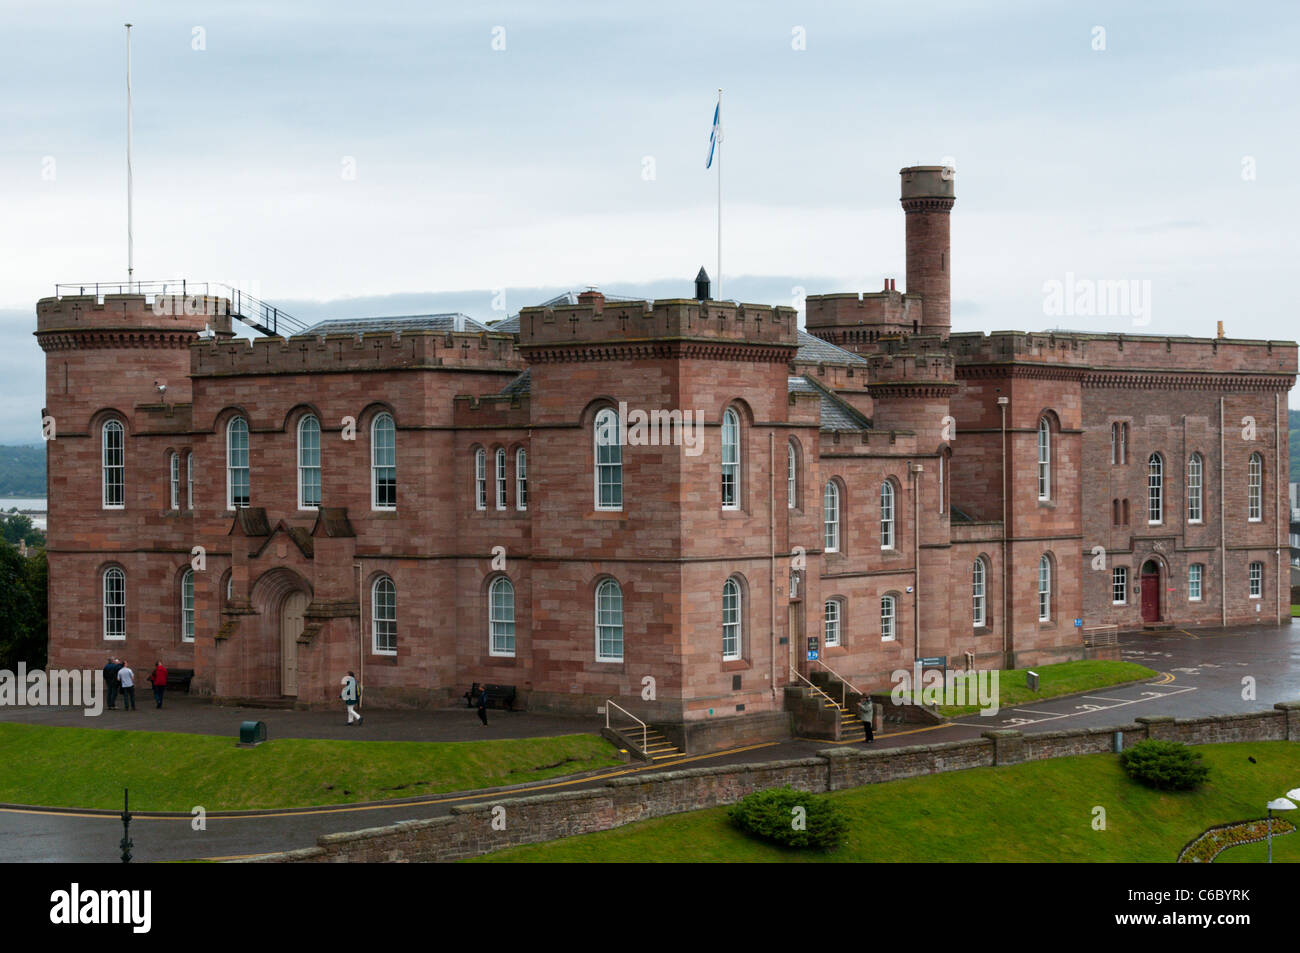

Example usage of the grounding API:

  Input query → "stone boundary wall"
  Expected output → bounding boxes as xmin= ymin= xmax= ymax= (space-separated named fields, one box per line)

xmin=240 ymin=702 xmax=1300 ymax=864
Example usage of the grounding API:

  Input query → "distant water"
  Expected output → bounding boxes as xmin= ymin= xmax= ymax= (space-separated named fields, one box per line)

xmin=0 ymin=497 xmax=46 ymax=532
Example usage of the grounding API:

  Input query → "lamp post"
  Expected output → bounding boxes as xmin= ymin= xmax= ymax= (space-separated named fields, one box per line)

xmin=120 ymin=787 xmax=133 ymax=863
xmin=1264 ymin=797 xmax=1295 ymax=864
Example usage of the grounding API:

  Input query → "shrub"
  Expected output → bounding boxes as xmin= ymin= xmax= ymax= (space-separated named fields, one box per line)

xmin=728 ymin=787 xmax=848 ymax=852
xmin=1120 ymin=740 xmax=1210 ymax=791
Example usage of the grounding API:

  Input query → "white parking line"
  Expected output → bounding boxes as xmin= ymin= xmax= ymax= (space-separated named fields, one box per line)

xmin=1011 ymin=709 xmax=1064 ymax=716
xmin=950 ymin=686 xmax=1198 ymax=729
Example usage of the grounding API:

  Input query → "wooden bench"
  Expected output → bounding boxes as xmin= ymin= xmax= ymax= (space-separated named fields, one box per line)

xmin=158 ymin=668 xmax=195 ymax=693
xmin=464 ymin=682 xmax=517 ymax=711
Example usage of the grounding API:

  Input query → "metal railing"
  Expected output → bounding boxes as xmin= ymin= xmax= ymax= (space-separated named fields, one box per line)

xmin=789 ymin=666 xmax=841 ymax=710
xmin=52 ymin=279 xmax=308 ymax=337
xmin=810 ymin=657 xmax=863 ymax=708
xmin=1082 ymin=624 xmax=1119 ymax=648
xmin=604 ymin=699 xmax=647 ymax=754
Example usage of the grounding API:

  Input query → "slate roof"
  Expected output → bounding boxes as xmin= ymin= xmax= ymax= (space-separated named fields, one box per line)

xmin=794 ymin=330 xmax=870 ymax=366
xmin=302 ymin=313 xmax=491 ymax=335
xmin=788 ymin=375 xmax=871 ymax=432
xmin=500 ymin=369 xmax=531 ymax=397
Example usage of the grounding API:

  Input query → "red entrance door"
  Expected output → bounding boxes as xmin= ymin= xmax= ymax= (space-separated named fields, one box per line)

xmin=1140 ymin=571 xmax=1160 ymax=623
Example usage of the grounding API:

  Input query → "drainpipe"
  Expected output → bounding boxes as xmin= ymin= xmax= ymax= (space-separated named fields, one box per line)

xmin=1277 ymin=394 xmax=1282 ymax=625
xmin=1220 ymin=398 xmax=1226 ymax=627
xmin=910 ymin=461 xmax=923 ymax=660
xmin=998 ymin=396 xmax=1009 ymax=663
xmin=355 ymin=562 xmax=364 ymax=710
xmin=769 ymin=431 xmax=777 ymax=701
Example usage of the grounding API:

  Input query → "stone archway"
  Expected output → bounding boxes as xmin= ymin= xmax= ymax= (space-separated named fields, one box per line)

xmin=251 ymin=569 xmax=313 ymax=698
xmin=1140 ymin=559 xmax=1163 ymax=624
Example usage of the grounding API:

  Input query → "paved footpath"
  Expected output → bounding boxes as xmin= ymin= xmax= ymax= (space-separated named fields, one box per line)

xmin=2 ymin=619 xmax=1296 ymax=862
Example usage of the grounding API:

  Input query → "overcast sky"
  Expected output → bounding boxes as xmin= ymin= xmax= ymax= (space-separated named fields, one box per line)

xmin=1 ymin=0 xmax=1297 ymax=443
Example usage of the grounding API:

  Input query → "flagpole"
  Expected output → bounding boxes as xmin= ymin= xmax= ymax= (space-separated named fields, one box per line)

xmin=716 ymin=88 xmax=722 ymax=300
xmin=125 ymin=23 xmax=134 ymax=288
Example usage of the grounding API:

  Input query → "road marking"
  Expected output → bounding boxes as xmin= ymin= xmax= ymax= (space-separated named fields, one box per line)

xmin=1010 ymin=709 xmax=1064 ymax=716
xmin=1081 ymin=695 xmax=1141 ymax=702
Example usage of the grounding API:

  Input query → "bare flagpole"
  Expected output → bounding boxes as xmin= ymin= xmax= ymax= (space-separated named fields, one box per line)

xmin=125 ymin=23 xmax=134 ymax=288
xmin=716 ymin=88 xmax=722 ymax=300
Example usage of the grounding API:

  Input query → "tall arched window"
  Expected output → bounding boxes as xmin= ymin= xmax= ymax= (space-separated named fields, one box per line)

xmin=103 ymin=567 xmax=126 ymax=640
xmin=474 ymin=448 xmax=487 ymax=510
xmin=226 ymin=417 xmax=250 ymax=509
xmin=515 ymin=449 xmax=527 ymax=511
xmin=1038 ymin=554 xmax=1052 ymax=621
xmin=1147 ymin=453 xmax=1163 ymax=524
xmin=102 ymin=420 xmax=125 ymax=508
xmin=824 ymin=598 xmax=842 ymax=647
xmin=594 ymin=408 xmax=622 ymax=510
xmin=181 ymin=569 xmax=195 ymax=642
xmin=972 ymin=558 xmax=987 ymax=628
xmin=371 ymin=413 xmax=396 ymax=510
xmin=1187 ymin=453 xmax=1203 ymax=522
xmin=298 ymin=415 xmax=321 ymax=509
xmin=1248 ymin=452 xmax=1263 ymax=521
xmin=1110 ymin=423 xmax=1118 ymax=464
xmin=372 ymin=576 xmax=396 ymax=654
xmin=880 ymin=481 xmax=895 ymax=549
xmin=489 ymin=577 xmax=516 ymax=657
xmin=595 ymin=578 xmax=624 ymax=661
xmin=722 ymin=577 xmax=742 ymax=660
xmin=185 ymin=452 xmax=194 ymax=510
xmin=169 ymin=452 xmax=180 ymax=510
xmin=493 ymin=448 xmax=507 ymax=510
xmin=824 ymin=481 xmax=840 ymax=553
xmin=1037 ymin=417 xmax=1051 ymax=500
xmin=721 ymin=408 xmax=740 ymax=510
xmin=787 ymin=442 xmax=797 ymax=509
xmin=880 ymin=595 xmax=896 ymax=641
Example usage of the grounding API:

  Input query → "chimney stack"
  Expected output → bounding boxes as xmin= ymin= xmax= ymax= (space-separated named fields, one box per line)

xmin=900 ymin=166 xmax=956 ymax=336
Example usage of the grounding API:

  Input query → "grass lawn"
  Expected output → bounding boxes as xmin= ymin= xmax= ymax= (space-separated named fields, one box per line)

xmin=890 ymin=659 xmax=1159 ymax=717
xmin=1214 ymin=825 xmax=1300 ymax=863
xmin=0 ymin=724 xmax=621 ymax=811
xmin=1291 ymin=605 xmax=1299 ymax=618
xmin=470 ymin=741 xmax=1300 ymax=863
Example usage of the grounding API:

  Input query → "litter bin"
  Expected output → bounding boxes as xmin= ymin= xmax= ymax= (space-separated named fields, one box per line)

xmin=238 ymin=720 xmax=267 ymax=747
xmin=1026 ymin=671 xmax=1039 ymax=692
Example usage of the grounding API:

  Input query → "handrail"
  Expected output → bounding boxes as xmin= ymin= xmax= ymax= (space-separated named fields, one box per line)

xmin=1082 ymin=624 xmax=1119 ymax=648
xmin=789 ymin=666 xmax=840 ymax=710
xmin=810 ymin=657 xmax=863 ymax=707
xmin=604 ymin=699 xmax=647 ymax=754
xmin=52 ymin=279 xmax=308 ymax=337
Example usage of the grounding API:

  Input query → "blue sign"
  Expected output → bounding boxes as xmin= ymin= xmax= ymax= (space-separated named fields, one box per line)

xmin=808 ymin=650 xmax=819 ymax=661
xmin=1074 ymin=618 xmax=1083 ymax=627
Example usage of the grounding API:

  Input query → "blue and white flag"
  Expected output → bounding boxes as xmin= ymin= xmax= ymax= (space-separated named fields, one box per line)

xmin=706 ymin=102 xmax=721 ymax=169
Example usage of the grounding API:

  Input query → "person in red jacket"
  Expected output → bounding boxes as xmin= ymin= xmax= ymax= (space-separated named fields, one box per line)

xmin=148 ymin=660 xmax=168 ymax=709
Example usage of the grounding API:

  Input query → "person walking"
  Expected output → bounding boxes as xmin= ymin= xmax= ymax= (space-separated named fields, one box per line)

xmin=858 ymin=694 xmax=875 ymax=744
xmin=148 ymin=660 xmax=168 ymax=709
xmin=477 ymin=684 xmax=489 ymax=726
xmin=118 ymin=661 xmax=137 ymax=711
xmin=341 ymin=671 xmax=362 ymax=726
xmin=103 ymin=656 xmax=122 ymax=711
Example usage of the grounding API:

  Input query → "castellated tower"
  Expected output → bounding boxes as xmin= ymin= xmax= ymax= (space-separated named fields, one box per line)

xmin=900 ymin=165 xmax=955 ymax=337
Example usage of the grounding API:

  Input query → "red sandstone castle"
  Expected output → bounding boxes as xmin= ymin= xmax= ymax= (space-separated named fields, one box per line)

xmin=37 ymin=167 xmax=1296 ymax=751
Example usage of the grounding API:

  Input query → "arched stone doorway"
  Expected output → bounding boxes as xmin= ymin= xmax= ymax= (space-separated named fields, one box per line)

xmin=1140 ymin=559 xmax=1162 ymax=624
xmin=251 ymin=569 xmax=312 ymax=698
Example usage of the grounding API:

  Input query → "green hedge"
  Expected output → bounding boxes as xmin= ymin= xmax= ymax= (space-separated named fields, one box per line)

xmin=1120 ymin=739 xmax=1210 ymax=791
xmin=727 ymin=787 xmax=848 ymax=852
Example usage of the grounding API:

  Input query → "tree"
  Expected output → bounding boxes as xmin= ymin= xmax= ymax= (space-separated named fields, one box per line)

xmin=1 ymin=513 xmax=45 ymax=548
xmin=0 ymin=542 xmax=47 ymax=670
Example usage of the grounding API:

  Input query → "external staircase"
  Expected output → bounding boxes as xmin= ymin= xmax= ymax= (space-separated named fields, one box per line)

xmin=602 ymin=699 xmax=684 ymax=762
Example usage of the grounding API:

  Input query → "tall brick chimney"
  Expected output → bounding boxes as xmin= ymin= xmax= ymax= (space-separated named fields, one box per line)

xmin=900 ymin=166 xmax=955 ymax=336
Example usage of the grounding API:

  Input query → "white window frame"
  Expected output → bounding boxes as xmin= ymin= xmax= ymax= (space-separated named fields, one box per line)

xmin=824 ymin=481 xmax=840 ymax=553
xmin=372 ymin=576 xmax=397 ymax=654
xmin=824 ymin=598 xmax=842 ymax=647
xmin=186 ymin=452 xmax=194 ymax=510
xmin=474 ymin=448 xmax=487 ymax=510
xmin=787 ymin=442 xmax=797 ymax=510
xmin=515 ymin=448 xmax=527 ymax=511
xmin=1038 ymin=555 xmax=1052 ymax=622
xmin=1112 ymin=566 xmax=1128 ymax=605
xmin=495 ymin=448 xmax=507 ymax=510
xmin=880 ymin=595 xmax=896 ymax=642
xmin=488 ymin=576 xmax=516 ymax=657
xmin=595 ymin=578 xmax=624 ymax=662
xmin=1037 ymin=417 xmax=1051 ymax=501
xmin=721 ymin=408 xmax=740 ymax=510
xmin=722 ymin=577 xmax=742 ymax=660
xmin=1188 ymin=563 xmax=1203 ymax=602
xmin=226 ymin=417 xmax=250 ymax=510
xmin=371 ymin=414 xmax=397 ymax=511
xmin=181 ymin=569 xmax=195 ymax=642
xmin=1248 ymin=453 xmax=1262 ymax=522
xmin=594 ymin=408 xmax=623 ymax=511
xmin=103 ymin=567 xmax=126 ymax=640
xmin=1147 ymin=453 xmax=1163 ymax=525
xmin=972 ymin=558 xmax=986 ymax=628
xmin=169 ymin=452 xmax=180 ymax=510
xmin=881 ymin=481 xmax=895 ymax=550
xmin=102 ymin=420 xmax=125 ymax=509
xmin=298 ymin=415 xmax=321 ymax=510
xmin=1187 ymin=453 xmax=1203 ymax=523
xmin=1249 ymin=561 xmax=1262 ymax=599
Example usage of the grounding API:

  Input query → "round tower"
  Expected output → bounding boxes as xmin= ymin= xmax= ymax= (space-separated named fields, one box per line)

xmin=900 ymin=166 xmax=955 ymax=336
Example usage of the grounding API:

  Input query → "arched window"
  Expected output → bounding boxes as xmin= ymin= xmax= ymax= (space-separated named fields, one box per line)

xmin=824 ymin=598 xmax=842 ymax=647
xmin=474 ymin=448 xmax=487 ymax=510
xmin=972 ymin=558 xmax=986 ymax=628
xmin=1248 ymin=452 xmax=1263 ymax=521
xmin=372 ymin=576 xmax=396 ymax=654
xmin=1119 ymin=423 xmax=1128 ymax=464
xmin=722 ymin=577 xmax=742 ymax=660
xmin=494 ymin=448 xmax=507 ymax=510
xmin=489 ymin=577 xmax=516 ymax=657
xmin=169 ymin=452 xmax=180 ymax=510
xmin=371 ymin=414 xmax=396 ymax=510
xmin=1037 ymin=417 xmax=1051 ymax=500
xmin=880 ymin=481 xmax=895 ymax=550
xmin=880 ymin=595 xmax=896 ymax=642
xmin=1110 ymin=423 xmax=1118 ymax=464
xmin=102 ymin=420 xmax=125 ymax=508
xmin=515 ymin=449 xmax=527 ymax=511
xmin=721 ymin=408 xmax=740 ymax=510
xmin=181 ymin=569 xmax=195 ymax=642
xmin=595 ymin=578 xmax=624 ymax=661
xmin=103 ymin=567 xmax=125 ymax=640
xmin=186 ymin=452 xmax=194 ymax=510
xmin=1187 ymin=453 xmax=1203 ymax=522
xmin=226 ymin=417 xmax=250 ymax=509
xmin=824 ymin=481 xmax=840 ymax=553
xmin=1038 ymin=555 xmax=1052 ymax=621
xmin=1147 ymin=453 xmax=1163 ymax=524
xmin=787 ymin=442 xmax=797 ymax=509
xmin=298 ymin=415 xmax=321 ymax=509
xmin=594 ymin=408 xmax=622 ymax=510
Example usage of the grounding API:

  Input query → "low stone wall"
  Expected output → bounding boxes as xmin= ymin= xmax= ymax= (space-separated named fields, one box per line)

xmin=240 ymin=701 xmax=1300 ymax=864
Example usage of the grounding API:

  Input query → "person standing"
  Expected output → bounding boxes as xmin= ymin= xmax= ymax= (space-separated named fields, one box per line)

xmin=858 ymin=694 xmax=875 ymax=744
xmin=148 ymin=660 xmax=168 ymax=709
xmin=103 ymin=656 xmax=121 ymax=711
xmin=477 ymin=684 xmax=489 ymax=726
xmin=118 ymin=661 xmax=137 ymax=711
xmin=341 ymin=671 xmax=362 ymax=726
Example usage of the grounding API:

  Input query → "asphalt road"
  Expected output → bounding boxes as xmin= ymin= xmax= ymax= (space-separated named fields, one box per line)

xmin=3 ymin=619 xmax=1296 ymax=862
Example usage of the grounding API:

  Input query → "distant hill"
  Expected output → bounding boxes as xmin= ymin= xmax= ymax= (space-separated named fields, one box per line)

xmin=0 ymin=445 xmax=45 ymax=497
